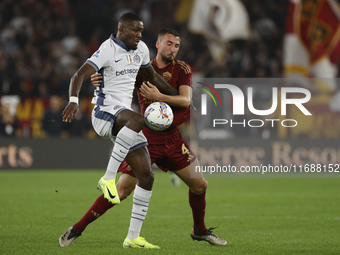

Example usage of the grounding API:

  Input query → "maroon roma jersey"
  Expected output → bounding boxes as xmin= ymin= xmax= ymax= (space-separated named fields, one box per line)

xmin=136 ymin=59 xmax=192 ymax=128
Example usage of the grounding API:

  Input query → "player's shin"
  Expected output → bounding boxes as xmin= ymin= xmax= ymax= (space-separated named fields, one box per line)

xmin=103 ymin=126 xmax=138 ymax=180
xmin=127 ymin=185 xmax=152 ymax=240
xmin=189 ymin=190 xmax=207 ymax=234
xmin=73 ymin=194 xmax=114 ymax=232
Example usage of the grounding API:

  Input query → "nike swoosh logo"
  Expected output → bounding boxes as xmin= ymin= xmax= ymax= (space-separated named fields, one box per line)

xmin=115 ymin=59 xmax=122 ymax=63
xmin=135 ymin=244 xmax=145 ymax=248
xmin=107 ymin=187 xmax=116 ymax=199
xmin=142 ymin=209 xmax=147 ymax=212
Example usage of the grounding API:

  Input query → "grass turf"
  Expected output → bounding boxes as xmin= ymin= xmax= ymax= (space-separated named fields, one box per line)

xmin=0 ymin=170 xmax=339 ymax=255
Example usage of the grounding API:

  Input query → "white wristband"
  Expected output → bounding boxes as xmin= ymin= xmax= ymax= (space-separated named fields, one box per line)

xmin=69 ymin=96 xmax=79 ymax=105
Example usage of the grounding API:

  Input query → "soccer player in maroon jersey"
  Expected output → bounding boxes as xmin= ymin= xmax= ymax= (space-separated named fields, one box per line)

xmin=62 ymin=28 xmax=227 ymax=246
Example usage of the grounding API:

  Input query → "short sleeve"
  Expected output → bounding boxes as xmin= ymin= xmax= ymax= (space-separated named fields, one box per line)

xmin=177 ymin=60 xmax=192 ymax=87
xmin=86 ymin=43 xmax=113 ymax=71
xmin=140 ymin=41 xmax=151 ymax=68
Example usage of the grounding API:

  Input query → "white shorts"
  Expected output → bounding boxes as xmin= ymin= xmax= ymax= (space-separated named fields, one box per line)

xmin=91 ymin=105 xmax=148 ymax=152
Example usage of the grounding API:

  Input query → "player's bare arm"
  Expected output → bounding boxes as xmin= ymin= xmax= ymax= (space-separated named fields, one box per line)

xmin=90 ymin=67 xmax=179 ymax=96
xmin=62 ymin=63 xmax=96 ymax=123
xmin=90 ymin=73 xmax=102 ymax=87
xmin=139 ymin=65 xmax=178 ymax=96
xmin=140 ymin=81 xmax=191 ymax=108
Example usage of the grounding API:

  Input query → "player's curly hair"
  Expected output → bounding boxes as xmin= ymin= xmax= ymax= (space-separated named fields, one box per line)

xmin=158 ymin=28 xmax=180 ymax=39
xmin=119 ymin=12 xmax=142 ymax=23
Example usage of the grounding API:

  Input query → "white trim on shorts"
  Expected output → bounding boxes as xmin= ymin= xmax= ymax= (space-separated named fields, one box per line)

xmin=91 ymin=105 xmax=148 ymax=152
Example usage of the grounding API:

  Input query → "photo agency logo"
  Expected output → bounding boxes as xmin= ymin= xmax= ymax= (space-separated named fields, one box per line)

xmin=197 ymin=82 xmax=312 ymax=128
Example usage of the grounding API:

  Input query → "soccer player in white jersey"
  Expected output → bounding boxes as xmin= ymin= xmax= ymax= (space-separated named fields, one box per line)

xmin=60 ymin=13 xmax=178 ymax=249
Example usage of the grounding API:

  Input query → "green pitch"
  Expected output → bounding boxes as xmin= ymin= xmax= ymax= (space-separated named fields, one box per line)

xmin=0 ymin=170 xmax=339 ymax=255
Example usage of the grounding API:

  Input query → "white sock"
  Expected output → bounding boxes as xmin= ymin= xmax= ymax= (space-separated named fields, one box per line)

xmin=103 ymin=126 xmax=137 ymax=180
xmin=127 ymin=185 xmax=152 ymax=240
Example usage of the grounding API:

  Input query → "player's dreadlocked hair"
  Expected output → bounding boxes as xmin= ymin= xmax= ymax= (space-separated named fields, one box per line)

xmin=158 ymin=28 xmax=180 ymax=39
xmin=119 ymin=12 xmax=142 ymax=23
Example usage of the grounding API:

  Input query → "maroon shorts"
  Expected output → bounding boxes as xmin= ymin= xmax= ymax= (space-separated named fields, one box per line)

xmin=118 ymin=127 xmax=197 ymax=177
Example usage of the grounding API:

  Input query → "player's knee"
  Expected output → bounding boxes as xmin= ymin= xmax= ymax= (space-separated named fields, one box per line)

xmin=117 ymin=179 xmax=135 ymax=201
xmin=118 ymin=185 xmax=134 ymax=201
xmin=127 ymin=114 xmax=145 ymax=132
xmin=141 ymin=170 xmax=154 ymax=186
xmin=146 ymin=170 xmax=154 ymax=185
xmin=191 ymin=179 xmax=208 ymax=194
xmin=118 ymin=189 xmax=131 ymax=201
xmin=136 ymin=170 xmax=154 ymax=191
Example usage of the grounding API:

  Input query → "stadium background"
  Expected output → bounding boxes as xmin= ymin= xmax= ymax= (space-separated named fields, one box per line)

xmin=0 ymin=0 xmax=289 ymax=140
xmin=1 ymin=0 xmax=339 ymax=169
xmin=1 ymin=1 xmax=340 ymax=255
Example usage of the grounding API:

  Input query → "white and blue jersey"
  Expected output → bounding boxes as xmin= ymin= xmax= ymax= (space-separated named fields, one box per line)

xmin=87 ymin=34 xmax=151 ymax=108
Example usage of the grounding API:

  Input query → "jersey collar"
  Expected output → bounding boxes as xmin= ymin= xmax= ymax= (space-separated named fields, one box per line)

xmin=110 ymin=34 xmax=132 ymax=52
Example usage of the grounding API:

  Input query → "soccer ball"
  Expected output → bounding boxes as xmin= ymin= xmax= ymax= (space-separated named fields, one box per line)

xmin=144 ymin=102 xmax=173 ymax=131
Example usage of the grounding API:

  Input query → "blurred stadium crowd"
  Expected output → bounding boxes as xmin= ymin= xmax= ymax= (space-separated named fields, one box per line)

xmin=0 ymin=0 xmax=335 ymax=138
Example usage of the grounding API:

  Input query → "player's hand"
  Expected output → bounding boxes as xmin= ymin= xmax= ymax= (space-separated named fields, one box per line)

xmin=62 ymin=103 xmax=79 ymax=123
xmin=91 ymin=73 xmax=102 ymax=87
xmin=140 ymin=81 xmax=162 ymax=101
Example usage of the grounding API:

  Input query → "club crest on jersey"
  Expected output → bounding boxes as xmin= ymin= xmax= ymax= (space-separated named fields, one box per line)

xmin=125 ymin=54 xmax=141 ymax=64
xmin=162 ymin=71 xmax=172 ymax=81
xmin=133 ymin=54 xmax=141 ymax=63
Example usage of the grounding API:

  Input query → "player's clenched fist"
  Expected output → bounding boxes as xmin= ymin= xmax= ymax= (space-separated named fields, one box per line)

xmin=91 ymin=73 xmax=102 ymax=87
xmin=62 ymin=103 xmax=79 ymax=123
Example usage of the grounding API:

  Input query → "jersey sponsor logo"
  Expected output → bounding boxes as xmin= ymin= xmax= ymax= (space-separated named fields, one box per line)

xmin=115 ymin=59 xmax=122 ymax=63
xmin=93 ymin=50 xmax=101 ymax=58
xmin=116 ymin=69 xmax=139 ymax=76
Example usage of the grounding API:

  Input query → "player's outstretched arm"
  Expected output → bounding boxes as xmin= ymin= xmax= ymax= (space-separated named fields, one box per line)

xmin=140 ymin=81 xmax=191 ymax=108
xmin=139 ymin=66 xmax=178 ymax=96
xmin=62 ymin=63 xmax=96 ymax=123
